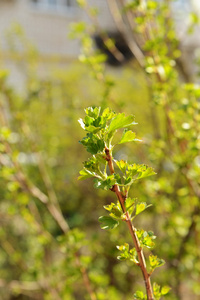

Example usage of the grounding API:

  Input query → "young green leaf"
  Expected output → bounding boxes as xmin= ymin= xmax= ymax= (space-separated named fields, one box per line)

xmin=119 ymin=130 xmax=139 ymax=144
xmin=149 ymin=254 xmax=165 ymax=272
xmin=134 ymin=290 xmax=144 ymax=299
xmin=125 ymin=197 xmax=136 ymax=210
xmin=104 ymin=202 xmax=116 ymax=212
xmin=80 ymin=133 xmax=105 ymax=154
xmin=108 ymin=113 xmax=137 ymax=132
xmin=125 ymin=197 xmax=136 ymax=216
xmin=102 ymin=107 xmax=115 ymax=120
xmin=136 ymin=230 xmax=156 ymax=249
xmin=161 ymin=286 xmax=171 ymax=296
xmin=153 ymin=282 xmax=162 ymax=299
xmin=135 ymin=202 xmax=152 ymax=216
xmin=99 ymin=216 xmax=119 ymax=230
xmin=116 ymin=243 xmax=129 ymax=252
xmin=85 ymin=106 xmax=101 ymax=118
xmin=103 ymin=202 xmax=122 ymax=218
xmin=116 ymin=243 xmax=130 ymax=260
xmin=136 ymin=203 xmax=146 ymax=215
xmin=137 ymin=165 xmax=156 ymax=179
xmin=94 ymin=175 xmax=116 ymax=190
xmin=83 ymin=156 xmax=99 ymax=171
xmin=79 ymin=114 xmax=106 ymax=133
xmin=129 ymin=247 xmax=139 ymax=264
xmin=78 ymin=168 xmax=96 ymax=180
xmin=115 ymin=159 xmax=127 ymax=173
xmin=125 ymin=163 xmax=156 ymax=183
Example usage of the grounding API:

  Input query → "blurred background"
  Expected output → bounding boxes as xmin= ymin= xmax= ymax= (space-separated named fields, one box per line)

xmin=0 ymin=1 xmax=200 ymax=300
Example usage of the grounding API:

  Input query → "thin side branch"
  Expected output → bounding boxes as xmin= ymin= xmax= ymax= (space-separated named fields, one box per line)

xmin=107 ymin=0 xmax=145 ymax=67
xmin=75 ymin=253 xmax=97 ymax=300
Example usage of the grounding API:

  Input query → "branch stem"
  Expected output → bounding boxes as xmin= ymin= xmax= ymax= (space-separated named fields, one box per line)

xmin=105 ymin=147 xmax=154 ymax=300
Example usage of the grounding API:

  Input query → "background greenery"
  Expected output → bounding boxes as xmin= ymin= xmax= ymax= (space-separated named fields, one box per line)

xmin=0 ymin=1 xmax=200 ymax=299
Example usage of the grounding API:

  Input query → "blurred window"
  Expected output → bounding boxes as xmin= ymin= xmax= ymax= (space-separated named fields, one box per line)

xmin=31 ymin=0 xmax=76 ymax=10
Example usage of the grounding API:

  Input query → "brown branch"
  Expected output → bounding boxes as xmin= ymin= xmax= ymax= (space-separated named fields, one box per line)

xmin=177 ymin=206 xmax=199 ymax=261
xmin=82 ymin=0 xmax=126 ymax=64
xmin=0 ymin=238 xmax=27 ymax=271
xmin=107 ymin=0 xmax=145 ymax=67
xmin=75 ymin=253 xmax=97 ymax=300
xmin=176 ymin=168 xmax=200 ymax=261
xmin=182 ymin=168 xmax=200 ymax=198
xmin=14 ymin=169 xmax=70 ymax=234
xmin=105 ymin=147 xmax=154 ymax=300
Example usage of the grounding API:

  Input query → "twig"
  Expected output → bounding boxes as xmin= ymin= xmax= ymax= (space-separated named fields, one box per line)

xmin=107 ymin=0 xmax=145 ymax=67
xmin=75 ymin=253 xmax=97 ymax=300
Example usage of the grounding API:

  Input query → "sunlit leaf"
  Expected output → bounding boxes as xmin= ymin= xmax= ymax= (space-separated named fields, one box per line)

xmin=136 ymin=230 xmax=156 ymax=249
xmin=78 ymin=168 xmax=95 ymax=180
xmin=149 ymin=254 xmax=165 ymax=271
xmin=137 ymin=165 xmax=156 ymax=179
xmin=119 ymin=130 xmax=137 ymax=144
xmin=116 ymin=243 xmax=129 ymax=252
xmin=115 ymin=159 xmax=127 ymax=173
xmin=85 ymin=106 xmax=101 ymax=118
xmin=134 ymin=290 xmax=144 ymax=299
xmin=129 ymin=247 xmax=139 ymax=264
xmin=116 ymin=243 xmax=130 ymax=260
xmin=108 ymin=113 xmax=137 ymax=132
xmin=161 ymin=286 xmax=171 ymax=295
xmin=104 ymin=202 xmax=122 ymax=218
xmin=136 ymin=203 xmax=146 ymax=215
xmin=102 ymin=107 xmax=115 ymax=120
xmin=94 ymin=175 xmax=116 ymax=190
xmin=136 ymin=202 xmax=152 ymax=215
xmin=125 ymin=197 xmax=136 ymax=210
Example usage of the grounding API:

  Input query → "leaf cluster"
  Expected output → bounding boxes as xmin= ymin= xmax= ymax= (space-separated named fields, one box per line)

xmin=79 ymin=106 xmax=168 ymax=299
xmin=79 ymin=107 xmax=155 ymax=194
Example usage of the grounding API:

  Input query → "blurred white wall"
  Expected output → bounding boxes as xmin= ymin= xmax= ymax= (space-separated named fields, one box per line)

xmin=0 ymin=0 xmax=116 ymax=58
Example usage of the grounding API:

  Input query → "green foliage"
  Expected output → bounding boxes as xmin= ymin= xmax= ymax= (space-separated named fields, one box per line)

xmin=108 ymin=113 xmax=137 ymax=132
xmin=0 ymin=27 xmax=151 ymax=299
xmin=149 ymin=254 xmax=165 ymax=273
xmin=79 ymin=107 xmax=166 ymax=298
xmin=75 ymin=1 xmax=200 ymax=298
xmin=79 ymin=108 xmax=156 ymax=202
xmin=153 ymin=283 xmax=171 ymax=300
xmin=134 ymin=290 xmax=146 ymax=300
xmin=0 ymin=0 xmax=200 ymax=299
xmin=117 ymin=243 xmax=138 ymax=265
xmin=119 ymin=130 xmax=138 ymax=144
xmin=104 ymin=202 xmax=123 ymax=219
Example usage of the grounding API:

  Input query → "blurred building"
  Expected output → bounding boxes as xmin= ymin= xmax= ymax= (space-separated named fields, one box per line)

xmin=0 ymin=0 xmax=200 ymax=86
xmin=0 ymin=0 xmax=116 ymax=88
xmin=0 ymin=0 xmax=116 ymax=59
xmin=1 ymin=0 xmax=199 ymax=59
